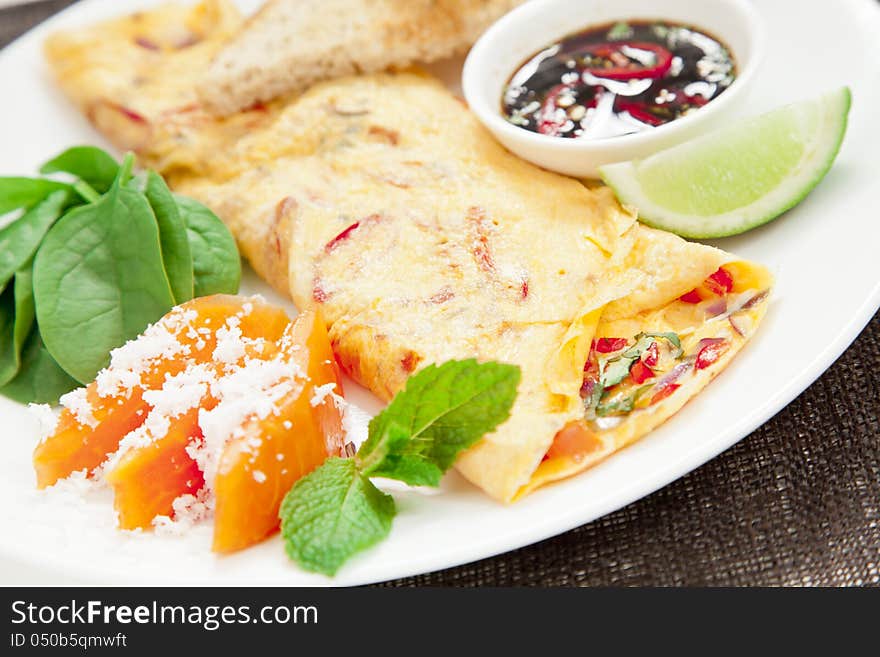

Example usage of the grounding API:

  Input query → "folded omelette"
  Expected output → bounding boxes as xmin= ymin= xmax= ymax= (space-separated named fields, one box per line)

xmin=45 ymin=1 xmax=772 ymax=502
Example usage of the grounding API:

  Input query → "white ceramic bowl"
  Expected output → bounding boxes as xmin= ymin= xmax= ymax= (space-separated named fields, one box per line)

xmin=462 ymin=0 xmax=765 ymax=178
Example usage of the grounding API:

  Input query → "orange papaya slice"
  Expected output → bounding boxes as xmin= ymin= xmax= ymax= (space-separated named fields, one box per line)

xmin=33 ymin=388 xmax=148 ymax=489
xmin=33 ymin=295 xmax=289 ymax=488
xmin=212 ymin=309 xmax=344 ymax=553
xmin=105 ymin=406 xmax=207 ymax=530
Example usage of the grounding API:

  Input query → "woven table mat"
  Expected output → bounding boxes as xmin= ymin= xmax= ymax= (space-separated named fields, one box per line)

xmin=3 ymin=0 xmax=878 ymax=587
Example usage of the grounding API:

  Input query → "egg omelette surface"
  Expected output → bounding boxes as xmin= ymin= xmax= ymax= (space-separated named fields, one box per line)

xmin=44 ymin=2 xmax=772 ymax=502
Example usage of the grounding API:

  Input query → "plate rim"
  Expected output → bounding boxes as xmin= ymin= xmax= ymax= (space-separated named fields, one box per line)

xmin=0 ymin=0 xmax=878 ymax=586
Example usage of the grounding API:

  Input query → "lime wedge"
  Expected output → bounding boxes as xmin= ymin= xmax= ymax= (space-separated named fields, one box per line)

xmin=599 ymin=87 xmax=851 ymax=238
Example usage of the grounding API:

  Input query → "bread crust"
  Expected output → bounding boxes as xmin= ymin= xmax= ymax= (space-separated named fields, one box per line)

xmin=198 ymin=0 xmax=524 ymax=115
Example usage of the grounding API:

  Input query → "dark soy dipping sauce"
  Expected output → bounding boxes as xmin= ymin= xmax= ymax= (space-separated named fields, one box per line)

xmin=502 ymin=20 xmax=737 ymax=140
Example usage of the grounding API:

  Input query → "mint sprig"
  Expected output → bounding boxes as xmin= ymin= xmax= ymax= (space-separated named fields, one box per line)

xmin=358 ymin=360 xmax=522 ymax=486
xmin=280 ymin=458 xmax=395 ymax=577
xmin=279 ymin=359 xmax=520 ymax=575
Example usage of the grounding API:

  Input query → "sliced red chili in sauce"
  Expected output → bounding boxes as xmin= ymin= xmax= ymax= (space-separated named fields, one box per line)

xmin=502 ymin=20 xmax=736 ymax=140
xmin=538 ymin=84 xmax=576 ymax=136
xmin=583 ymin=42 xmax=673 ymax=80
xmin=616 ymin=101 xmax=666 ymax=126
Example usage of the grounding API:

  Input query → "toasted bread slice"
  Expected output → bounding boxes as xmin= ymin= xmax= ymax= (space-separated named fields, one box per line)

xmin=198 ymin=0 xmax=522 ymax=115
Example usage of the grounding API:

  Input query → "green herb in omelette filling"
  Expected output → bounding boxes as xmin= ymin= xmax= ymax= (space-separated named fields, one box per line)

xmin=596 ymin=384 xmax=653 ymax=417
xmin=598 ymin=332 xmax=682 ymax=389
xmin=279 ymin=359 xmax=520 ymax=576
xmin=642 ymin=332 xmax=682 ymax=354
xmin=587 ymin=332 xmax=684 ymax=419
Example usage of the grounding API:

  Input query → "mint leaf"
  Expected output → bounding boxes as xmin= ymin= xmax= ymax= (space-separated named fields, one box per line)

xmin=279 ymin=458 xmax=395 ymax=576
xmin=281 ymin=359 xmax=520 ymax=575
xmin=357 ymin=359 xmax=520 ymax=486
xmin=360 ymin=419 xmax=444 ymax=487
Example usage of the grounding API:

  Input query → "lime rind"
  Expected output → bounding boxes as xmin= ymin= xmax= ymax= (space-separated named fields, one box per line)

xmin=599 ymin=87 xmax=851 ymax=239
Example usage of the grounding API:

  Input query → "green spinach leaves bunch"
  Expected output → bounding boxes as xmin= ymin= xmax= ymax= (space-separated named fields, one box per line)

xmin=0 ymin=146 xmax=241 ymax=404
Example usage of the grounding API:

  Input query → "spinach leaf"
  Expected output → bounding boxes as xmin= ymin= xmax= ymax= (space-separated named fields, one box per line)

xmin=40 ymin=146 xmax=120 ymax=194
xmin=175 ymin=195 xmax=241 ymax=297
xmin=0 ymin=190 xmax=68 ymax=291
xmin=0 ymin=327 xmax=78 ymax=404
xmin=72 ymin=181 xmax=101 ymax=204
xmin=0 ymin=285 xmax=16 ymax=385
xmin=34 ymin=175 xmax=176 ymax=383
xmin=0 ymin=178 xmax=70 ymax=216
xmin=144 ymin=172 xmax=194 ymax=304
xmin=0 ymin=265 xmax=37 ymax=387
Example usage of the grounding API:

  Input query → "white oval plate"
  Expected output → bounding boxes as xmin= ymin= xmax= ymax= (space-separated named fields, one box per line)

xmin=1 ymin=0 xmax=878 ymax=585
